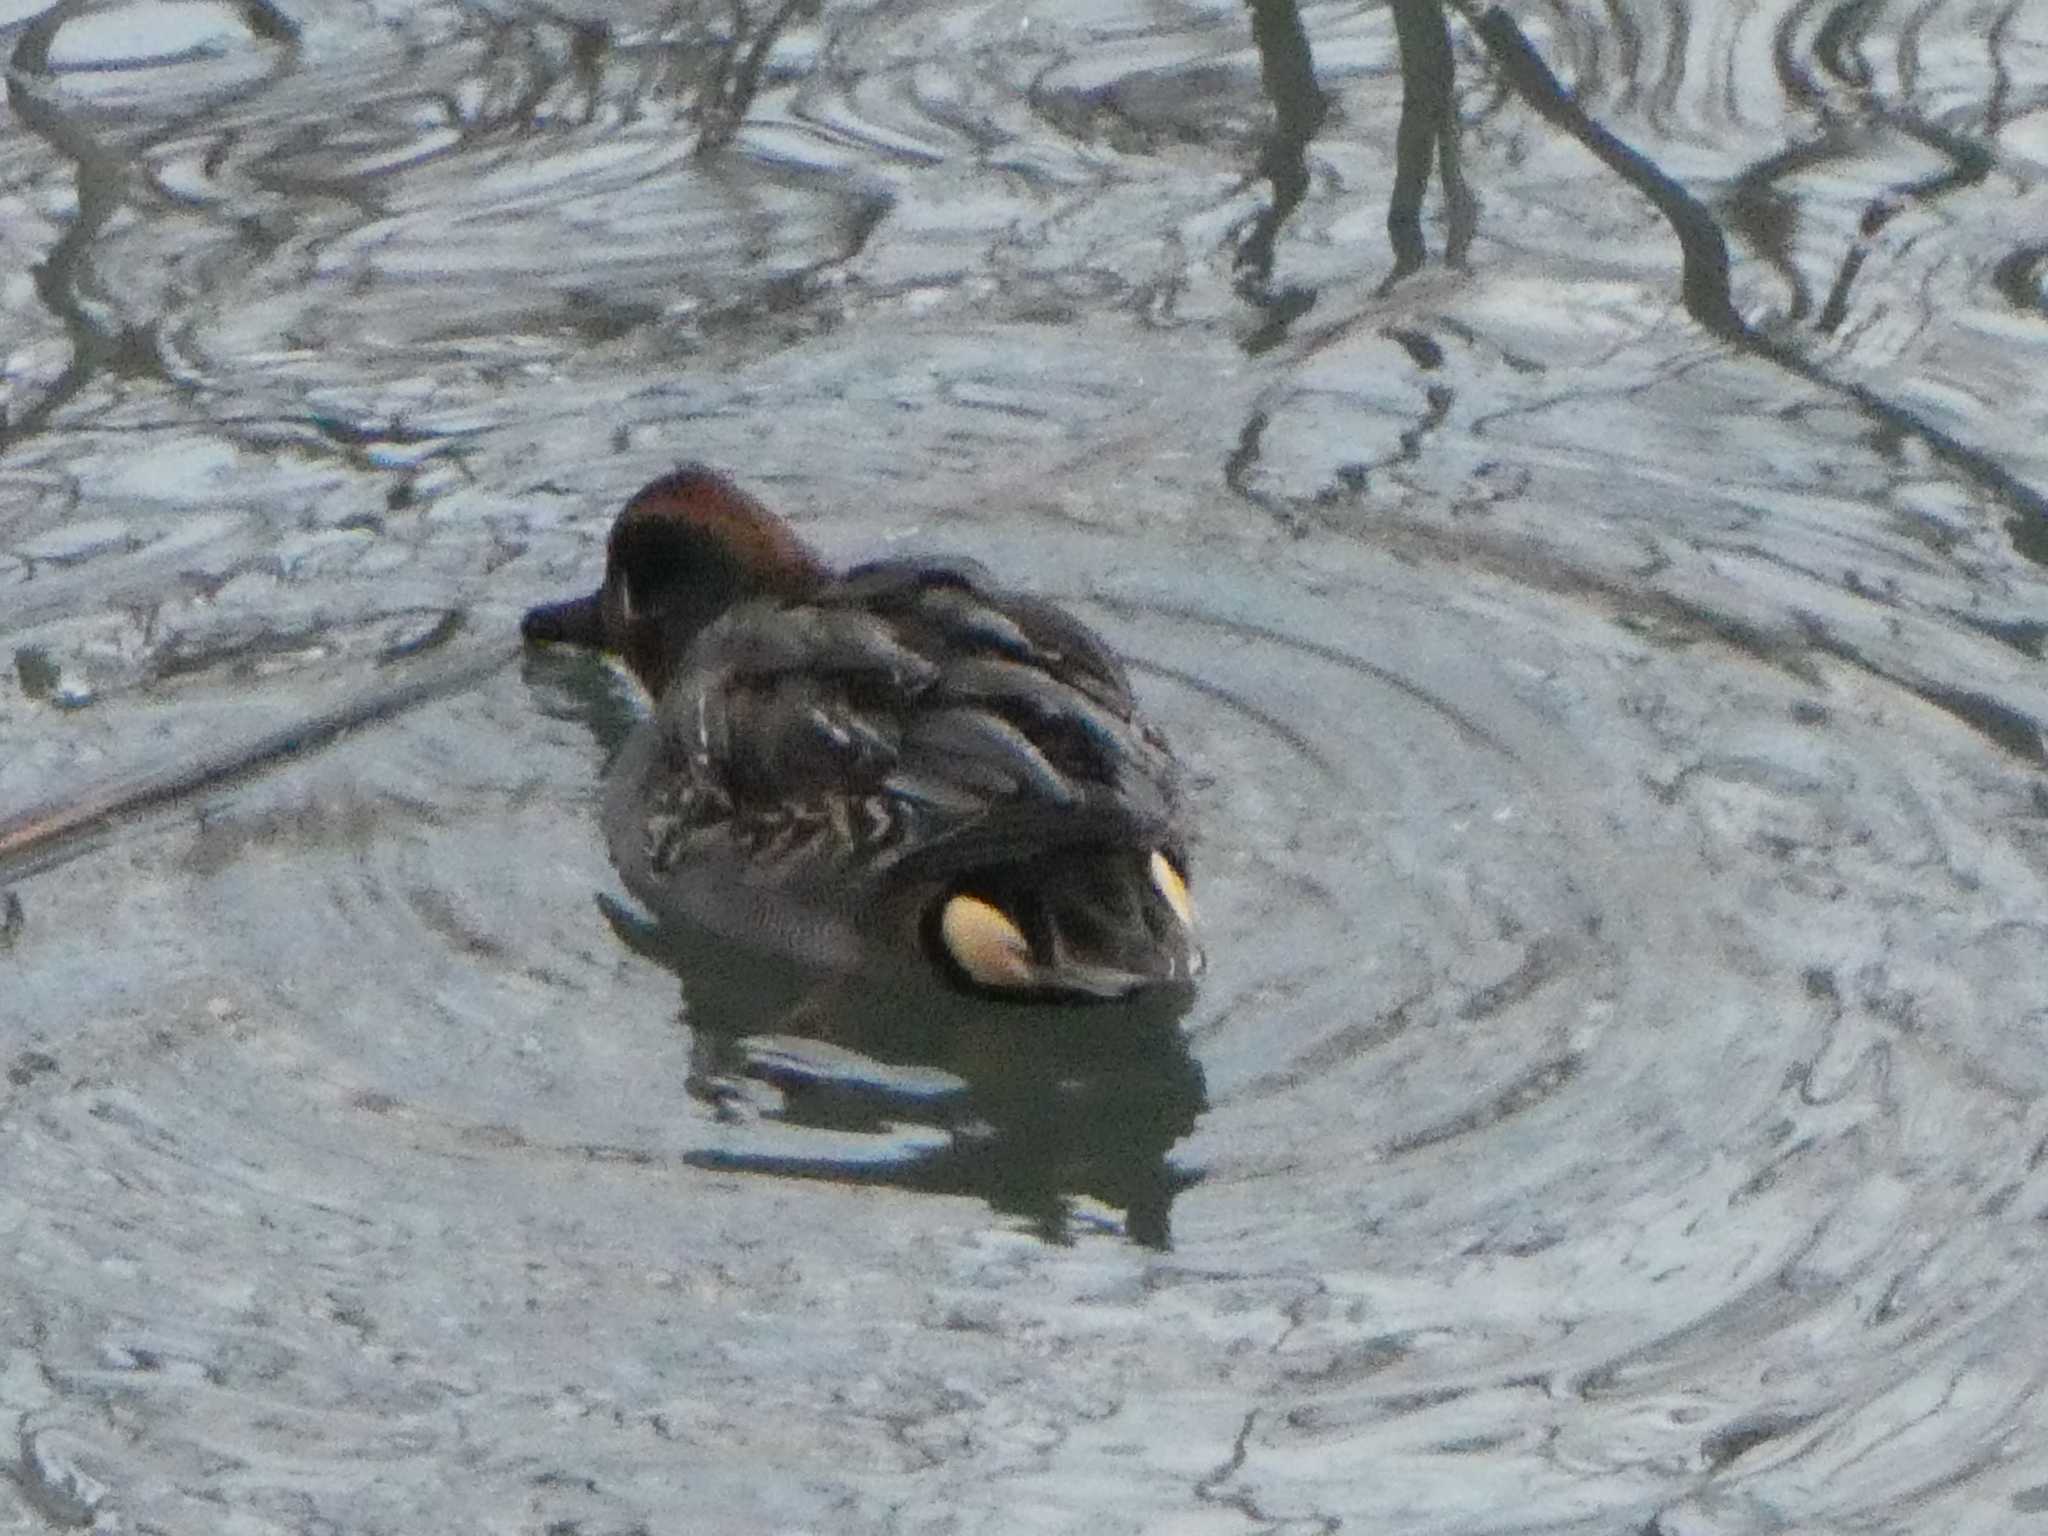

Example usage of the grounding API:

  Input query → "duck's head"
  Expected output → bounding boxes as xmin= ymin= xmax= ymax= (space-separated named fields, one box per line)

xmin=522 ymin=466 xmax=830 ymax=695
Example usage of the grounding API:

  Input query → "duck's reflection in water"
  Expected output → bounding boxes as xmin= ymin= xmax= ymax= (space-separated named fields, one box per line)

xmin=601 ymin=896 xmax=1207 ymax=1249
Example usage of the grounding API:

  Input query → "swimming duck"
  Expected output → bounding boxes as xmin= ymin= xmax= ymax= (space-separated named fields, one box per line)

xmin=522 ymin=466 xmax=1200 ymax=1001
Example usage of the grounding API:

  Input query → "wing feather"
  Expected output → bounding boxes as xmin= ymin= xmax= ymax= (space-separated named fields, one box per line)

xmin=632 ymin=558 xmax=1178 ymax=889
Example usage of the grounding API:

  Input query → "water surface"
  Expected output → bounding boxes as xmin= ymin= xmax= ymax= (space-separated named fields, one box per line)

xmin=4 ymin=1 xmax=2047 ymax=1531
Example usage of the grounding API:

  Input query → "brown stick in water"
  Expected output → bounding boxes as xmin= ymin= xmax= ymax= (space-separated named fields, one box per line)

xmin=0 ymin=640 xmax=519 ymax=882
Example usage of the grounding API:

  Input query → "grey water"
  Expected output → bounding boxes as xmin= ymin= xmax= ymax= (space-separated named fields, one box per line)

xmin=3 ymin=1 xmax=2047 ymax=1531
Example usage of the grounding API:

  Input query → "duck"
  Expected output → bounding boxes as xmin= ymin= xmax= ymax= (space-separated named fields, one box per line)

xmin=522 ymin=465 xmax=1201 ymax=1002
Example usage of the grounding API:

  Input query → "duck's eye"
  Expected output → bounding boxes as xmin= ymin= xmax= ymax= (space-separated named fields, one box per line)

xmin=937 ymin=893 xmax=1038 ymax=989
xmin=621 ymin=552 xmax=685 ymax=623
xmin=612 ymin=516 xmax=702 ymax=624
xmin=1148 ymin=850 xmax=1195 ymax=928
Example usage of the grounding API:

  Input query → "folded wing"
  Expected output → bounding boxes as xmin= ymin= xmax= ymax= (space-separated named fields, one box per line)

xmin=638 ymin=558 xmax=1183 ymax=890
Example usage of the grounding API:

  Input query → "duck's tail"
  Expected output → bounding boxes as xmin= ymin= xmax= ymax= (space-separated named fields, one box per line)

xmin=923 ymin=846 xmax=1201 ymax=1002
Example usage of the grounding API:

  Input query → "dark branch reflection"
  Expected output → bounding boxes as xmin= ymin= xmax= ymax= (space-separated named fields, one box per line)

xmin=1385 ymin=0 xmax=1476 ymax=288
xmin=1235 ymin=0 xmax=1478 ymax=336
xmin=1235 ymin=0 xmax=1328 ymax=353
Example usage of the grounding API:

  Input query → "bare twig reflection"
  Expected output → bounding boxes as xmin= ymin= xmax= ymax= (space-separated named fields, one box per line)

xmin=695 ymin=0 xmax=818 ymax=154
xmin=1465 ymin=5 xmax=1748 ymax=341
xmin=1384 ymin=0 xmax=1476 ymax=289
xmin=1236 ymin=0 xmax=1329 ymax=350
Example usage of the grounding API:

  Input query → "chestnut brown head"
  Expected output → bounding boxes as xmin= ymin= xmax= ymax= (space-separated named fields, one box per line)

xmin=522 ymin=465 xmax=828 ymax=695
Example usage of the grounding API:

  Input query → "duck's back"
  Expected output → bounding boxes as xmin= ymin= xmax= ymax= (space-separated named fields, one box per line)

xmin=604 ymin=557 xmax=1197 ymax=997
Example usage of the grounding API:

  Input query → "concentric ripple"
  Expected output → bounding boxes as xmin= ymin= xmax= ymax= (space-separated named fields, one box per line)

xmin=19 ymin=495 xmax=2046 ymax=1530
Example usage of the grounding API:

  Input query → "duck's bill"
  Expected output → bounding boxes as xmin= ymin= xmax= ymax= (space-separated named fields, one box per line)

xmin=521 ymin=589 xmax=605 ymax=648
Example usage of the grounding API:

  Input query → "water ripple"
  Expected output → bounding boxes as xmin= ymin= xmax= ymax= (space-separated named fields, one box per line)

xmin=6 ymin=0 xmax=2048 ymax=1530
